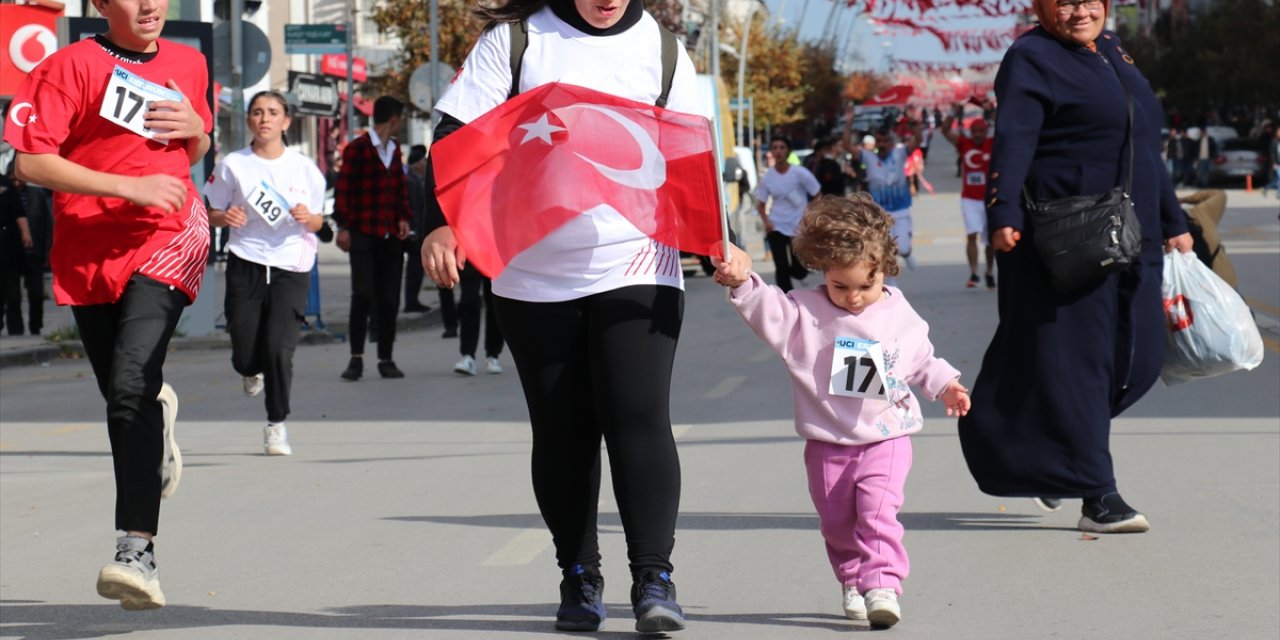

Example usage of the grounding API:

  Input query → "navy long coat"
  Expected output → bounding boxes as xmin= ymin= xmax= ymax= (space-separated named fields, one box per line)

xmin=957 ymin=27 xmax=1188 ymax=498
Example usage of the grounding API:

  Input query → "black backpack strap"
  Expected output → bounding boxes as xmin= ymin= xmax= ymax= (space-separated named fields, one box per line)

xmin=507 ymin=18 xmax=529 ymax=100
xmin=656 ymin=26 xmax=677 ymax=108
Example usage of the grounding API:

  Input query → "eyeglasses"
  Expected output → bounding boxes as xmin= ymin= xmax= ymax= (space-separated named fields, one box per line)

xmin=1055 ymin=0 xmax=1104 ymax=14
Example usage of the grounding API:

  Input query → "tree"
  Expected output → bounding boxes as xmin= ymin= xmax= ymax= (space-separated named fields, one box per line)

xmin=364 ymin=0 xmax=487 ymax=116
xmin=1120 ymin=0 xmax=1280 ymax=114
xmin=720 ymin=15 xmax=811 ymax=130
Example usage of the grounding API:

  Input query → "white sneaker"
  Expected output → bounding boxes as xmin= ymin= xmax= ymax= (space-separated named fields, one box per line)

xmin=842 ymin=585 xmax=867 ymax=621
xmin=242 ymin=373 xmax=264 ymax=397
xmin=903 ymin=253 xmax=918 ymax=270
xmin=264 ymin=423 xmax=292 ymax=456
xmin=157 ymin=383 xmax=181 ymax=499
xmin=97 ymin=536 xmax=165 ymax=610
xmin=486 ymin=357 xmax=503 ymax=374
xmin=454 ymin=355 xmax=477 ymax=376
xmin=864 ymin=588 xmax=901 ymax=629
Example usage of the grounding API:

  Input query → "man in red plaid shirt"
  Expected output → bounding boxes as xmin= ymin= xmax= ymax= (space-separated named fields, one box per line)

xmin=333 ymin=96 xmax=412 ymax=380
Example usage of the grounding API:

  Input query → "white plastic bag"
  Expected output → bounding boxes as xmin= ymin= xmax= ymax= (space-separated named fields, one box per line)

xmin=1160 ymin=251 xmax=1264 ymax=386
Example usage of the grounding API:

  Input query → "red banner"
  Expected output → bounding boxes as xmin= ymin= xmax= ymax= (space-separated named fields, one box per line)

xmin=0 ymin=4 xmax=60 ymax=96
xmin=321 ymin=54 xmax=368 ymax=82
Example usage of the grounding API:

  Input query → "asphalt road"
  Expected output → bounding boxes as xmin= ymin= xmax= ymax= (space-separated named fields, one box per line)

xmin=2 ymin=140 xmax=1277 ymax=639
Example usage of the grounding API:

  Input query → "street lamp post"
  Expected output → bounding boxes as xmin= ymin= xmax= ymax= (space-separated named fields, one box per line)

xmin=736 ymin=1 xmax=756 ymax=149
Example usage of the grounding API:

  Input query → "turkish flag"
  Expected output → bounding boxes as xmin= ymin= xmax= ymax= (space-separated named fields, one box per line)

xmin=863 ymin=85 xmax=915 ymax=107
xmin=432 ymin=82 xmax=723 ymax=279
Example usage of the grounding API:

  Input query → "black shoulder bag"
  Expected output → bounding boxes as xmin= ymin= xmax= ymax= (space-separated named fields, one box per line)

xmin=1023 ymin=58 xmax=1144 ymax=294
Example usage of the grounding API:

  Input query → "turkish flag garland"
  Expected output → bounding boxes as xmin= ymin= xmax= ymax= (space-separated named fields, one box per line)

xmin=432 ymin=82 xmax=723 ymax=279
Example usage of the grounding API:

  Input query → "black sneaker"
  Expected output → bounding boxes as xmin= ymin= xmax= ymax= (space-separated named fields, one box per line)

xmin=340 ymin=357 xmax=362 ymax=381
xmin=441 ymin=328 xmax=458 ymax=339
xmin=1033 ymin=497 xmax=1064 ymax=512
xmin=985 ymin=273 xmax=997 ymax=290
xmin=378 ymin=361 xmax=405 ymax=379
xmin=555 ymin=565 xmax=606 ymax=632
xmin=1079 ymin=492 xmax=1150 ymax=533
xmin=631 ymin=570 xmax=685 ymax=633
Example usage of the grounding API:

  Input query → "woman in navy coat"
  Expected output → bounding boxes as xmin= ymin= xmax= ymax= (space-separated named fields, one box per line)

xmin=957 ymin=0 xmax=1193 ymax=534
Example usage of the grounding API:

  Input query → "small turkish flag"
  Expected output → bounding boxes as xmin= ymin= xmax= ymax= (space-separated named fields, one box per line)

xmin=432 ymin=82 xmax=723 ymax=279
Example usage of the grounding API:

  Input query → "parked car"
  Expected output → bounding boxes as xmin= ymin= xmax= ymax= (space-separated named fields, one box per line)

xmin=1211 ymin=138 xmax=1270 ymax=184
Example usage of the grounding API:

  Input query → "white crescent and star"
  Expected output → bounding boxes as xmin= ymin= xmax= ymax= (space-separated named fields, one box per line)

xmin=8 ymin=102 xmax=36 ymax=127
xmin=515 ymin=105 xmax=666 ymax=191
xmin=963 ymin=148 xmax=988 ymax=170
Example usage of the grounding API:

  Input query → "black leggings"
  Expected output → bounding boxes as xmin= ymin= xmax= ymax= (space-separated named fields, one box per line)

xmin=224 ymin=253 xmax=310 ymax=423
xmin=495 ymin=285 xmax=683 ymax=577
xmin=766 ymin=230 xmax=808 ymax=293
xmin=73 ymin=275 xmax=187 ymax=535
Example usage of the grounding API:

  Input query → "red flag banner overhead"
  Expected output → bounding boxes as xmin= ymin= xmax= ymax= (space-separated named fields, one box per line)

xmin=863 ymin=85 xmax=916 ymax=107
xmin=432 ymin=82 xmax=722 ymax=279
xmin=858 ymin=0 xmax=1032 ymax=18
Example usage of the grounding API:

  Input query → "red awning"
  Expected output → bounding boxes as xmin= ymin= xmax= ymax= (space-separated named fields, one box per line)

xmin=338 ymin=91 xmax=374 ymax=117
xmin=863 ymin=85 xmax=915 ymax=107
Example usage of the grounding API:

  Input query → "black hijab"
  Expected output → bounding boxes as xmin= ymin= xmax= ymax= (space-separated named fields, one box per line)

xmin=549 ymin=0 xmax=644 ymax=36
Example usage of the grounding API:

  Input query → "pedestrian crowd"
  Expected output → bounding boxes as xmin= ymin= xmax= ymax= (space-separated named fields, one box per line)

xmin=0 ymin=0 xmax=1264 ymax=634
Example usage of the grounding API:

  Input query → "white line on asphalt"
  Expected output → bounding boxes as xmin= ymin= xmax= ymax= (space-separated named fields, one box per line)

xmin=481 ymin=528 xmax=553 ymax=567
xmin=703 ymin=376 xmax=746 ymax=399
xmin=750 ymin=346 xmax=773 ymax=362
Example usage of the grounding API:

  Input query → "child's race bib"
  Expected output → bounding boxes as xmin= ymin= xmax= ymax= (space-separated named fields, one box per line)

xmin=99 ymin=65 xmax=183 ymax=139
xmin=245 ymin=180 xmax=293 ymax=228
xmin=829 ymin=337 xmax=889 ymax=400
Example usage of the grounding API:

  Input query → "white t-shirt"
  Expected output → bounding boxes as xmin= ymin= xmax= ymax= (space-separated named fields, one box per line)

xmin=204 ymin=147 xmax=326 ymax=273
xmin=434 ymin=6 xmax=704 ymax=303
xmin=753 ymin=165 xmax=820 ymax=237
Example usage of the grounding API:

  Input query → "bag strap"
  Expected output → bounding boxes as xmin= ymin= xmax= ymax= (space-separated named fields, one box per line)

xmin=656 ymin=26 xmax=678 ymax=108
xmin=508 ymin=18 xmax=678 ymax=108
xmin=507 ymin=19 xmax=529 ymax=100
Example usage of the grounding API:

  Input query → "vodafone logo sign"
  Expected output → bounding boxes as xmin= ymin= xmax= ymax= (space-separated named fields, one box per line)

xmin=9 ymin=24 xmax=56 ymax=73
xmin=1 ymin=5 xmax=61 ymax=96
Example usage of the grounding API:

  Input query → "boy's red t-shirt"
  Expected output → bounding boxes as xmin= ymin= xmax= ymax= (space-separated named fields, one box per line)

xmin=3 ymin=37 xmax=213 ymax=305
xmin=957 ymin=136 xmax=994 ymax=202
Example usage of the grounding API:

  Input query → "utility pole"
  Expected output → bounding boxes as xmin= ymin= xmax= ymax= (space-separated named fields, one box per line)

xmin=429 ymin=0 xmax=439 ymax=126
xmin=346 ymin=1 xmax=356 ymax=140
xmin=736 ymin=1 xmax=756 ymax=148
xmin=230 ymin=0 xmax=244 ymax=148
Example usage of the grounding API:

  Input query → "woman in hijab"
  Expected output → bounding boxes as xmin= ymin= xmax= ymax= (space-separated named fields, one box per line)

xmin=957 ymin=0 xmax=1193 ymax=534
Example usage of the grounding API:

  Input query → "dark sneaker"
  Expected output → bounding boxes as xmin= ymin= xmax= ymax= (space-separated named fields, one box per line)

xmin=555 ymin=565 xmax=606 ymax=632
xmin=340 ymin=357 xmax=362 ymax=381
xmin=441 ymin=328 xmax=458 ymax=339
xmin=631 ymin=570 xmax=685 ymax=633
xmin=378 ymin=361 xmax=405 ymax=379
xmin=1033 ymin=497 xmax=1064 ymax=512
xmin=966 ymin=274 xmax=980 ymax=288
xmin=1079 ymin=492 xmax=1150 ymax=533
xmin=157 ymin=383 xmax=181 ymax=499
xmin=97 ymin=536 xmax=165 ymax=610
xmin=985 ymin=273 xmax=997 ymax=290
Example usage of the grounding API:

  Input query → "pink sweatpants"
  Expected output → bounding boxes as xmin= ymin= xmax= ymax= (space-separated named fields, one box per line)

xmin=804 ymin=437 xmax=912 ymax=596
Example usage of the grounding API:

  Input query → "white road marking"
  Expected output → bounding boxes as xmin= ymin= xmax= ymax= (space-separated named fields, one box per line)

xmin=703 ymin=376 xmax=746 ymax=399
xmin=481 ymin=528 xmax=553 ymax=567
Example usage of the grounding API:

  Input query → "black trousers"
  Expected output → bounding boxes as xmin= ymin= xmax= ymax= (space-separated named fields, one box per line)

xmin=1 ymin=252 xmax=43 ymax=335
xmin=495 ymin=285 xmax=683 ymax=577
xmin=347 ymin=231 xmax=404 ymax=361
xmin=403 ymin=235 xmax=426 ymax=308
xmin=457 ymin=264 xmax=503 ymax=358
xmin=437 ymin=286 xmax=457 ymax=332
xmin=766 ymin=230 xmax=808 ymax=293
xmin=73 ymin=275 xmax=187 ymax=535
xmin=224 ymin=253 xmax=310 ymax=423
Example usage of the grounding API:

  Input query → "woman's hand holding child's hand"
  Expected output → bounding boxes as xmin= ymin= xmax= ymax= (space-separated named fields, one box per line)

xmin=942 ymin=380 xmax=971 ymax=417
xmin=714 ymin=244 xmax=752 ymax=288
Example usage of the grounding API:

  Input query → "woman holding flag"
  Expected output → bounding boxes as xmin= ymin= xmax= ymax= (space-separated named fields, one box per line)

xmin=421 ymin=0 xmax=719 ymax=633
xmin=205 ymin=90 xmax=327 ymax=457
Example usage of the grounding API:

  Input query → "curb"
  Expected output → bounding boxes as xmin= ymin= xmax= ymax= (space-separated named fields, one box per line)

xmin=0 ymin=310 xmax=445 ymax=370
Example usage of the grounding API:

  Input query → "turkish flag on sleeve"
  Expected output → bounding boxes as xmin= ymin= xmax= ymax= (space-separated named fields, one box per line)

xmin=432 ymin=82 xmax=723 ymax=279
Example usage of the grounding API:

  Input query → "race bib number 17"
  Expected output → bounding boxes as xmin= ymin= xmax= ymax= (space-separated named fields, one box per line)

xmin=829 ymin=337 xmax=890 ymax=400
xmin=99 ymin=65 xmax=182 ymax=139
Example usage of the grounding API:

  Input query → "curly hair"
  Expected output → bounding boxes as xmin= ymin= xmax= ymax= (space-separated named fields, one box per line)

xmin=791 ymin=194 xmax=901 ymax=278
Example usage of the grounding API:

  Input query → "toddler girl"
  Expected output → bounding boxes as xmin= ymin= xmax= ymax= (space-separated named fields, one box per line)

xmin=714 ymin=193 xmax=970 ymax=628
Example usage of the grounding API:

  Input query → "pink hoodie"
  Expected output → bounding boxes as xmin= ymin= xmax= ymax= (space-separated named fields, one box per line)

xmin=731 ymin=272 xmax=961 ymax=445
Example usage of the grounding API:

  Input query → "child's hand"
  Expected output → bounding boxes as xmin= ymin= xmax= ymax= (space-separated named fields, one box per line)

xmin=714 ymin=244 xmax=752 ymax=288
xmin=941 ymin=380 xmax=971 ymax=417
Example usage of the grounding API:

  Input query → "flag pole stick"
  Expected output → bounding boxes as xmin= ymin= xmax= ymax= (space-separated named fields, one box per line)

xmin=707 ymin=117 xmax=732 ymax=264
